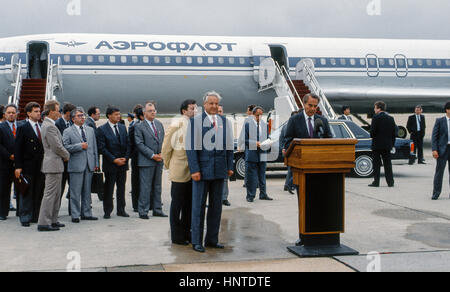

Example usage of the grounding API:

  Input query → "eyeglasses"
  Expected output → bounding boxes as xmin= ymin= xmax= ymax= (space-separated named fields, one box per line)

xmin=76 ymin=114 xmax=86 ymax=118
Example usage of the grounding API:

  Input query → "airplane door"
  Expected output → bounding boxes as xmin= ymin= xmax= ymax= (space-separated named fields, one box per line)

xmin=394 ymin=54 xmax=408 ymax=78
xmin=252 ymin=44 xmax=272 ymax=83
xmin=366 ymin=54 xmax=379 ymax=77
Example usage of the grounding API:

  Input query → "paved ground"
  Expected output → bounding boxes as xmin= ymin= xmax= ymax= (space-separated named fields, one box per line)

xmin=0 ymin=114 xmax=449 ymax=272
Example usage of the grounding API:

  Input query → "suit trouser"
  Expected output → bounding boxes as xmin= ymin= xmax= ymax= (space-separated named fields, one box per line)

xmin=191 ymin=179 xmax=224 ymax=246
xmin=0 ymin=170 xmax=13 ymax=217
xmin=411 ymin=134 xmax=424 ymax=162
xmin=103 ymin=170 xmax=127 ymax=215
xmin=373 ymin=150 xmax=394 ymax=185
xmin=138 ymin=164 xmax=163 ymax=215
xmin=170 ymin=180 xmax=192 ymax=242
xmin=284 ymin=166 xmax=294 ymax=190
xmin=246 ymin=162 xmax=267 ymax=200
xmin=131 ymin=158 xmax=140 ymax=210
xmin=69 ymin=170 xmax=94 ymax=219
xmin=19 ymin=171 xmax=45 ymax=224
xmin=432 ymin=145 xmax=450 ymax=198
xmin=38 ymin=173 xmax=63 ymax=226
xmin=222 ymin=179 xmax=229 ymax=201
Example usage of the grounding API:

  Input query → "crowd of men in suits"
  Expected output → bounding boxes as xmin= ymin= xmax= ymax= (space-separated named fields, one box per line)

xmin=1 ymin=93 xmax=450 ymax=251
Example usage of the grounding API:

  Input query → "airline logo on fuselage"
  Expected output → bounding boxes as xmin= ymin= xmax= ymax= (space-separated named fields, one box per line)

xmin=95 ymin=41 xmax=237 ymax=52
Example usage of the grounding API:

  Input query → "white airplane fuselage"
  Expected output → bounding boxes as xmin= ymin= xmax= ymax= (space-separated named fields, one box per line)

xmin=1 ymin=33 xmax=449 ymax=113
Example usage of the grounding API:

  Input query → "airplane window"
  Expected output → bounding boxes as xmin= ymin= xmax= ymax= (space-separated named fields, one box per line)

xmin=218 ymin=57 xmax=224 ymax=64
xmin=175 ymin=57 xmax=182 ymax=64
xmin=436 ymin=60 xmax=442 ymax=66
xmin=426 ymin=59 xmax=433 ymax=66
xmin=369 ymin=59 xmax=376 ymax=66
xmin=379 ymin=58 xmax=385 ymax=66
xmin=330 ymin=59 xmax=336 ymax=66
xmin=165 ymin=57 xmax=171 ymax=64
xmin=229 ymin=57 xmax=235 ymax=64
xmin=446 ymin=60 xmax=450 ymax=67
xmin=208 ymin=57 xmax=214 ymax=64
xmin=121 ymin=56 xmax=127 ymax=63
xmin=389 ymin=59 xmax=394 ymax=66
xmin=98 ymin=56 xmax=105 ymax=63
xmin=154 ymin=56 xmax=160 ymax=63
xmin=143 ymin=56 xmax=149 ymax=63
xmin=87 ymin=56 xmax=94 ymax=63
xmin=408 ymin=59 xmax=414 ymax=67
xmin=75 ymin=55 xmax=82 ymax=63
xmin=320 ymin=58 xmax=326 ymax=65
xmin=132 ymin=56 xmax=138 ymax=64
xmin=64 ymin=55 xmax=70 ymax=63
xmin=340 ymin=58 xmax=346 ymax=66
xmin=359 ymin=59 xmax=366 ymax=66
xmin=417 ymin=59 xmax=423 ymax=66
xmin=350 ymin=59 xmax=356 ymax=66
xmin=110 ymin=56 xmax=116 ymax=63
xmin=186 ymin=57 xmax=192 ymax=64
xmin=397 ymin=59 xmax=405 ymax=66
xmin=249 ymin=57 xmax=254 ymax=65
xmin=239 ymin=57 xmax=245 ymax=64
xmin=197 ymin=57 xmax=203 ymax=64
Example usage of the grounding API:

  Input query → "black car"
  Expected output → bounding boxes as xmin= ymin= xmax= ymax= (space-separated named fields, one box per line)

xmin=233 ymin=120 xmax=415 ymax=179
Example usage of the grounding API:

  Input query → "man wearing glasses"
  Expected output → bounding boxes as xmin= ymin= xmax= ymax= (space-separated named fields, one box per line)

xmin=63 ymin=108 xmax=99 ymax=223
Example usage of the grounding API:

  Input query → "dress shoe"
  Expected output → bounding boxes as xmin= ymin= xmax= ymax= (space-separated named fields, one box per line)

xmin=193 ymin=244 xmax=205 ymax=253
xmin=260 ymin=196 xmax=273 ymax=201
xmin=418 ymin=160 xmax=426 ymax=164
xmin=117 ymin=212 xmax=130 ymax=218
xmin=284 ymin=186 xmax=289 ymax=191
xmin=388 ymin=183 xmax=395 ymax=187
xmin=21 ymin=222 xmax=30 ymax=227
xmin=368 ymin=182 xmax=379 ymax=187
xmin=246 ymin=198 xmax=254 ymax=203
xmin=81 ymin=216 xmax=98 ymax=221
xmin=103 ymin=214 xmax=111 ymax=219
xmin=72 ymin=218 xmax=80 ymax=223
xmin=0 ymin=216 xmax=6 ymax=221
xmin=295 ymin=239 xmax=304 ymax=246
xmin=52 ymin=222 xmax=65 ymax=228
xmin=153 ymin=211 xmax=168 ymax=217
xmin=287 ymin=188 xmax=295 ymax=195
xmin=9 ymin=207 xmax=16 ymax=212
xmin=172 ymin=240 xmax=189 ymax=246
xmin=38 ymin=225 xmax=59 ymax=232
xmin=205 ymin=243 xmax=225 ymax=249
xmin=222 ymin=200 xmax=231 ymax=206
xmin=431 ymin=195 xmax=439 ymax=200
xmin=139 ymin=215 xmax=149 ymax=220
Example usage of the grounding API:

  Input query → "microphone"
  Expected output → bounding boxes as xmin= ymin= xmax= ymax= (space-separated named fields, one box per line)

xmin=314 ymin=118 xmax=325 ymax=138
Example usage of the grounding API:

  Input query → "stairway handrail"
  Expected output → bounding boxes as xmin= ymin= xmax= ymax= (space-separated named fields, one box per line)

xmin=302 ymin=61 xmax=337 ymax=120
xmin=45 ymin=54 xmax=55 ymax=102
xmin=280 ymin=65 xmax=304 ymax=110
xmin=12 ymin=59 xmax=22 ymax=106
xmin=273 ymin=61 xmax=300 ymax=111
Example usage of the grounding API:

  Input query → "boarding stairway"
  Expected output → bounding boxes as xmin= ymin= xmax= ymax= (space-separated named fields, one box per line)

xmin=9 ymin=55 xmax=62 ymax=120
xmin=258 ymin=57 xmax=337 ymax=129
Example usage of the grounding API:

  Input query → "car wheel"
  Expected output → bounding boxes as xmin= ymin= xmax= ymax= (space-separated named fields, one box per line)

xmin=234 ymin=154 xmax=246 ymax=180
xmin=352 ymin=153 xmax=374 ymax=178
xmin=397 ymin=126 xmax=407 ymax=139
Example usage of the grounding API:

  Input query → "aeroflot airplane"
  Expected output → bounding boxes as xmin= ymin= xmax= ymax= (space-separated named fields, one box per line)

xmin=1 ymin=33 xmax=449 ymax=114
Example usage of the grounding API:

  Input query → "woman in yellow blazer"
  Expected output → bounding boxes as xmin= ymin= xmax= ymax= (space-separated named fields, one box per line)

xmin=161 ymin=100 xmax=197 ymax=245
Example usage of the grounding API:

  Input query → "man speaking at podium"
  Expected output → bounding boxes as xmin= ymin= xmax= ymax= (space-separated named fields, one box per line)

xmin=284 ymin=93 xmax=332 ymax=246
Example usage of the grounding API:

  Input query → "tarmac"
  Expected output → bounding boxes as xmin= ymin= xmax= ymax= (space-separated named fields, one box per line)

xmin=0 ymin=114 xmax=449 ymax=272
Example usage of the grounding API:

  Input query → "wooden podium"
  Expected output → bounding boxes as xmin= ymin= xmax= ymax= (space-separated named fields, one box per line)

xmin=285 ymin=139 xmax=359 ymax=257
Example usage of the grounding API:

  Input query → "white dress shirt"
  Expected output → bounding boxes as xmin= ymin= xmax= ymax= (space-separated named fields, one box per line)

xmin=28 ymin=120 xmax=41 ymax=138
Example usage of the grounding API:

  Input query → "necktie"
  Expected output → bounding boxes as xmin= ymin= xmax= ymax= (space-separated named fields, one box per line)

xmin=308 ymin=117 xmax=314 ymax=138
xmin=257 ymin=122 xmax=260 ymax=142
xmin=12 ymin=123 xmax=16 ymax=138
xmin=151 ymin=121 xmax=159 ymax=139
xmin=417 ymin=115 xmax=421 ymax=132
xmin=114 ymin=125 xmax=120 ymax=143
xmin=80 ymin=126 xmax=87 ymax=143
xmin=212 ymin=116 xmax=217 ymax=130
xmin=35 ymin=124 xmax=42 ymax=142
xmin=66 ymin=122 xmax=70 ymax=129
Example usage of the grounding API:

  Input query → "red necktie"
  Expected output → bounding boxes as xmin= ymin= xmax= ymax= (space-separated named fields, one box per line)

xmin=35 ymin=124 xmax=42 ymax=142
xmin=12 ymin=123 xmax=16 ymax=138
xmin=212 ymin=116 xmax=217 ymax=130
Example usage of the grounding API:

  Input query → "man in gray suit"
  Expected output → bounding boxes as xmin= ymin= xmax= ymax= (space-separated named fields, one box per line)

xmin=37 ymin=100 xmax=70 ymax=232
xmin=134 ymin=102 xmax=166 ymax=219
xmin=63 ymin=107 xmax=99 ymax=222
xmin=85 ymin=106 xmax=100 ymax=130
xmin=431 ymin=102 xmax=450 ymax=200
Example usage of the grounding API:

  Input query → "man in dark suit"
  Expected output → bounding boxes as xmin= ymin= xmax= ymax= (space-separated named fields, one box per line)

xmin=186 ymin=91 xmax=234 ymax=253
xmin=85 ymin=106 xmax=100 ymax=130
xmin=14 ymin=102 xmax=45 ymax=227
xmin=284 ymin=94 xmax=332 ymax=246
xmin=0 ymin=104 xmax=18 ymax=220
xmin=407 ymin=105 xmax=426 ymax=164
xmin=431 ymin=102 xmax=450 ymax=200
xmin=339 ymin=105 xmax=353 ymax=121
xmin=369 ymin=101 xmax=397 ymax=188
xmin=96 ymin=106 xmax=131 ymax=219
xmin=244 ymin=106 xmax=273 ymax=202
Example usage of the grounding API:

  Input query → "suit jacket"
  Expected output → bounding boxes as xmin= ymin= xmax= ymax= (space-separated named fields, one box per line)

xmin=63 ymin=124 xmax=98 ymax=173
xmin=96 ymin=122 xmax=130 ymax=173
xmin=41 ymin=118 xmax=70 ymax=174
xmin=186 ymin=111 xmax=234 ymax=181
xmin=128 ymin=120 xmax=140 ymax=160
xmin=407 ymin=114 xmax=426 ymax=138
xmin=0 ymin=122 xmax=16 ymax=171
xmin=85 ymin=117 xmax=97 ymax=130
xmin=161 ymin=116 xmax=191 ymax=183
xmin=370 ymin=112 xmax=397 ymax=151
xmin=14 ymin=121 xmax=44 ymax=175
xmin=244 ymin=118 xmax=269 ymax=163
xmin=134 ymin=119 xmax=165 ymax=167
xmin=55 ymin=117 xmax=73 ymax=136
xmin=284 ymin=110 xmax=332 ymax=150
xmin=432 ymin=116 xmax=450 ymax=156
